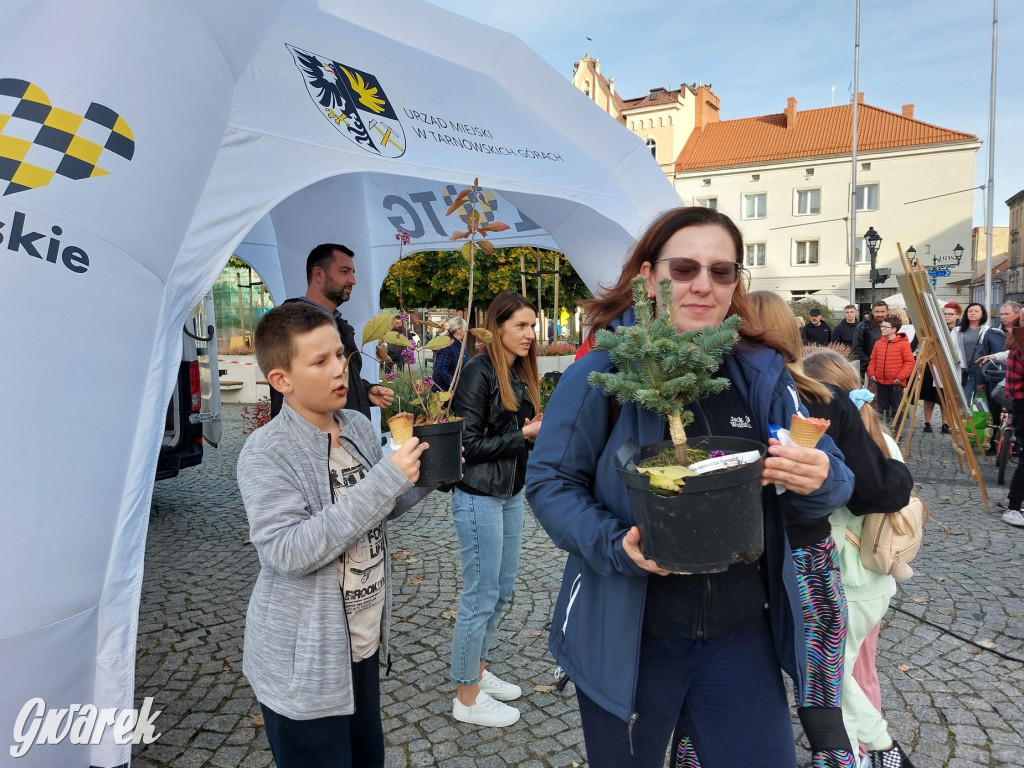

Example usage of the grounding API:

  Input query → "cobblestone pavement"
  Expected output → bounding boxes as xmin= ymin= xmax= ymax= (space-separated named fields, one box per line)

xmin=132 ymin=404 xmax=1024 ymax=767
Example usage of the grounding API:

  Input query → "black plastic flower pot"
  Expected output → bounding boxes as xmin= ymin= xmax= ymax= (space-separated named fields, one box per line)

xmin=613 ymin=436 xmax=767 ymax=574
xmin=411 ymin=419 xmax=464 ymax=487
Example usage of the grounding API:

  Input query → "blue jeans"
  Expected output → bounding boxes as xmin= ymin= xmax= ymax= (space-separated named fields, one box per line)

xmin=450 ymin=488 xmax=524 ymax=685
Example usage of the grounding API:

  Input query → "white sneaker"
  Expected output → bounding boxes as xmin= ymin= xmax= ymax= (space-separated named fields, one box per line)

xmin=1002 ymin=509 xmax=1024 ymax=527
xmin=477 ymin=669 xmax=522 ymax=701
xmin=452 ymin=690 xmax=520 ymax=727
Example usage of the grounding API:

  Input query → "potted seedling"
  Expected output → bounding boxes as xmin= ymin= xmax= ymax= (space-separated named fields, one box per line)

xmin=588 ymin=277 xmax=767 ymax=573
xmin=362 ymin=179 xmax=500 ymax=486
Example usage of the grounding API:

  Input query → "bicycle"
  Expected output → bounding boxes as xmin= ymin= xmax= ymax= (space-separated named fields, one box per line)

xmin=983 ymin=360 xmax=1014 ymax=484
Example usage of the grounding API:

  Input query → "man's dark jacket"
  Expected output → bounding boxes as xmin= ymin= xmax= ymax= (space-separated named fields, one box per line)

xmin=852 ymin=319 xmax=883 ymax=372
xmin=831 ymin=320 xmax=858 ymax=347
xmin=269 ymin=299 xmax=374 ymax=419
xmin=800 ymin=320 xmax=831 ymax=347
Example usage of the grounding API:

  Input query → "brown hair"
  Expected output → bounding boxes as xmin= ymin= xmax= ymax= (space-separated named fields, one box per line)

xmin=581 ymin=206 xmax=767 ymax=345
xmin=803 ymin=349 xmax=892 ymax=458
xmin=483 ymin=292 xmax=541 ymax=413
xmin=254 ymin=302 xmax=337 ymax=376
xmin=748 ymin=291 xmax=831 ymax=403
xmin=884 ymin=314 xmax=902 ymax=332
xmin=305 ymin=243 xmax=354 ymax=284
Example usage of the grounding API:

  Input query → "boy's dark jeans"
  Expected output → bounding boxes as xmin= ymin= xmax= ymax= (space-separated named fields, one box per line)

xmin=260 ymin=650 xmax=384 ymax=768
xmin=874 ymin=383 xmax=903 ymax=417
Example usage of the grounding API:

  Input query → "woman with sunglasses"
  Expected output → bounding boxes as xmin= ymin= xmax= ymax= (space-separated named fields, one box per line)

xmin=526 ymin=207 xmax=854 ymax=768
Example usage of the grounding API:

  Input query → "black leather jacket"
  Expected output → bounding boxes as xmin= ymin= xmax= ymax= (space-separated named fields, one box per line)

xmin=453 ymin=354 xmax=535 ymax=499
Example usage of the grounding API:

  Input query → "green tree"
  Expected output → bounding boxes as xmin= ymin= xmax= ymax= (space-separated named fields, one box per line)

xmin=589 ymin=278 xmax=741 ymax=465
xmin=379 ymin=246 xmax=591 ymax=314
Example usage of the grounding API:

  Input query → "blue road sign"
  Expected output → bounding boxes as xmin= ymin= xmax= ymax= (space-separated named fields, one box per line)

xmin=927 ymin=269 xmax=951 ymax=277
xmin=931 ymin=278 xmax=938 ymax=286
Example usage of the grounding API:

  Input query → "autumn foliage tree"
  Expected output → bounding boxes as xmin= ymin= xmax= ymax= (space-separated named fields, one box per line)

xmin=380 ymin=246 xmax=591 ymax=318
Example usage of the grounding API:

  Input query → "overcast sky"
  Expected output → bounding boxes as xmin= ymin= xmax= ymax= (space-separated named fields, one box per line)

xmin=429 ymin=0 xmax=1021 ymax=227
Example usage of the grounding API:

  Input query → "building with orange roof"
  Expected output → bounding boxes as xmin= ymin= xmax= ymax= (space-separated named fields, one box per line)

xmin=571 ymin=57 xmax=981 ymax=309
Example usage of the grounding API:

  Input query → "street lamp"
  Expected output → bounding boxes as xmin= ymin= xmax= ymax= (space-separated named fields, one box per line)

xmin=907 ymin=245 xmax=917 ymax=266
xmin=865 ymin=227 xmax=882 ymax=304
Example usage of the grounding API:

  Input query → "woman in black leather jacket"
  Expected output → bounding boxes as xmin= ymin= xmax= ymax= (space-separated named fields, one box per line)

xmin=448 ymin=292 xmax=543 ymax=728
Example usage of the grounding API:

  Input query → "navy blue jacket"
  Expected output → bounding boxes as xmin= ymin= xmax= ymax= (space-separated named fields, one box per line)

xmin=525 ymin=325 xmax=854 ymax=724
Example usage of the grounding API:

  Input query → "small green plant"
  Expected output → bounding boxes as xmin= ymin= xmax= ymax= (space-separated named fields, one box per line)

xmin=589 ymin=277 xmax=741 ymax=466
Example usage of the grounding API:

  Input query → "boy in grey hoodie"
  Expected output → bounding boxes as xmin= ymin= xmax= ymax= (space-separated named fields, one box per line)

xmin=238 ymin=302 xmax=429 ymax=768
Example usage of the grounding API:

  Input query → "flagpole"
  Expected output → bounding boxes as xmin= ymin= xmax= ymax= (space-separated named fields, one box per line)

xmin=984 ymin=0 xmax=998 ymax=313
xmin=849 ymin=0 xmax=861 ymax=305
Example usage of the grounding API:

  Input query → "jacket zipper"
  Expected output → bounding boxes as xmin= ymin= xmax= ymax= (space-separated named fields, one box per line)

xmin=696 ymin=575 xmax=712 ymax=639
xmin=627 ymin=578 xmax=648 ymax=755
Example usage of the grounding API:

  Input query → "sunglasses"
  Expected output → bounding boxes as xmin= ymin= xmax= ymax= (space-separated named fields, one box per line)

xmin=659 ymin=258 xmax=743 ymax=285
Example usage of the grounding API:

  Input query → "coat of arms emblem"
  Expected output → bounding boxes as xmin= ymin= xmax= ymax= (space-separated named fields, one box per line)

xmin=287 ymin=44 xmax=405 ymax=158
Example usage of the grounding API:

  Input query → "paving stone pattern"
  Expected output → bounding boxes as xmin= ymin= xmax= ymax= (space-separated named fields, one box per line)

xmin=133 ymin=405 xmax=1024 ymax=767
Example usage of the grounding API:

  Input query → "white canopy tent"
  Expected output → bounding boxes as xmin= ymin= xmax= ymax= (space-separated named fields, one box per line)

xmin=0 ymin=0 xmax=679 ymax=764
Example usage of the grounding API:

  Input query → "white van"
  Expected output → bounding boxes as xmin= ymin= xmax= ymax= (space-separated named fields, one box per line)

xmin=157 ymin=293 xmax=222 ymax=480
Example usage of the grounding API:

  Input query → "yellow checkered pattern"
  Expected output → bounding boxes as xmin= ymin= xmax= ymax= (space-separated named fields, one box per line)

xmin=443 ymin=184 xmax=498 ymax=225
xmin=0 ymin=78 xmax=134 ymax=196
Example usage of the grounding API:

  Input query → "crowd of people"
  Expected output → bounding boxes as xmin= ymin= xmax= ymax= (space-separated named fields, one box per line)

xmin=232 ymin=213 xmax=1014 ymax=768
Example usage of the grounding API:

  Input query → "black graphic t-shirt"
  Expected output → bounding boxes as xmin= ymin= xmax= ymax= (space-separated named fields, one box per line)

xmin=330 ymin=444 xmax=385 ymax=661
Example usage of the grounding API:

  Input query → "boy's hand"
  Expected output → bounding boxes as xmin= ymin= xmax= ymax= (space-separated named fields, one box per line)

xmin=388 ymin=437 xmax=428 ymax=482
xmin=369 ymin=385 xmax=395 ymax=408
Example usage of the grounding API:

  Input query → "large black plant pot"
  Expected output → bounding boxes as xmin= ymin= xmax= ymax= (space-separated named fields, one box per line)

xmin=412 ymin=419 xmax=464 ymax=487
xmin=613 ymin=436 xmax=767 ymax=574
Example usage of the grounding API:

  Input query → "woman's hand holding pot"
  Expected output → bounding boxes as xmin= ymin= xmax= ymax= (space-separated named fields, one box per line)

xmin=621 ymin=526 xmax=674 ymax=576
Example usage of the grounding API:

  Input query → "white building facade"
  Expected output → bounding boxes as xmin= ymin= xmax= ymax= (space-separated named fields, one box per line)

xmin=570 ymin=56 xmax=981 ymax=312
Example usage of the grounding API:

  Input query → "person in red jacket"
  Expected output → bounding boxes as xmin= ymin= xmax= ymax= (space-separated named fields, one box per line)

xmin=867 ymin=315 xmax=915 ymax=420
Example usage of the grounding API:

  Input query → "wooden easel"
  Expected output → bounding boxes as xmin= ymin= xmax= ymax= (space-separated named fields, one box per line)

xmin=891 ymin=243 xmax=989 ymax=511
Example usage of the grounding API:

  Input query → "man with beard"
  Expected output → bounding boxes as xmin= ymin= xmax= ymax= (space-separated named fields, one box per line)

xmin=852 ymin=300 xmax=889 ymax=390
xmin=269 ymin=243 xmax=394 ymax=419
xmin=800 ymin=307 xmax=831 ymax=346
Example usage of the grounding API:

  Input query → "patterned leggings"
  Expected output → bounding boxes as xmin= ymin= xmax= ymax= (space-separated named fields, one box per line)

xmin=673 ymin=539 xmax=855 ymax=768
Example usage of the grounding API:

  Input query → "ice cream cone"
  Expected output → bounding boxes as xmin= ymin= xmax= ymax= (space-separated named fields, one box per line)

xmin=388 ymin=413 xmax=415 ymax=445
xmin=789 ymin=414 xmax=830 ymax=448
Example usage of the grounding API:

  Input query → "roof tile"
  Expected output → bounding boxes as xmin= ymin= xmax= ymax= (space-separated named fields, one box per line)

xmin=677 ymin=103 xmax=976 ymax=171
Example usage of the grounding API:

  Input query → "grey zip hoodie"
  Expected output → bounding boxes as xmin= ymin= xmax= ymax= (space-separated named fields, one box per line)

xmin=237 ymin=401 xmax=427 ymax=719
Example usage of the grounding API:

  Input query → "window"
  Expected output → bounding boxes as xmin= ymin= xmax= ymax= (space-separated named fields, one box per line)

xmin=795 ymin=188 xmax=821 ymax=215
xmin=850 ymin=236 xmax=870 ymax=264
xmin=744 ymin=243 xmax=766 ymax=268
xmin=861 ymin=162 xmax=871 ymax=171
xmin=645 ymin=138 xmax=657 ymax=158
xmin=701 ymin=178 xmax=711 ymax=187
xmin=751 ymin=174 xmax=760 ymax=182
xmin=794 ymin=240 xmax=819 ymax=265
xmin=742 ymin=193 xmax=766 ymax=220
xmin=855 ymin=183 xmax=879 ymax=211
xmin=695 ymin=197 xmax=718 ymax=210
